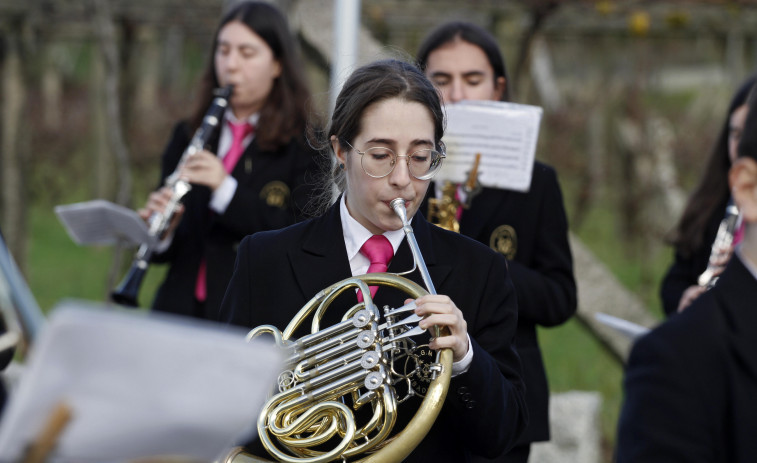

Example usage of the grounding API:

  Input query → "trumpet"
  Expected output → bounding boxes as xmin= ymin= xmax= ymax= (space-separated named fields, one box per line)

xmin=111 ymin=85 xmax=233 ymax=307
xmin=697 ymin=198 xmax=742 ymax=289
xmin=223 ymin=199 xmax=451 ymax=463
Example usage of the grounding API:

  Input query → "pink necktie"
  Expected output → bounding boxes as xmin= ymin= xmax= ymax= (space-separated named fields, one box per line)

xmin=455 ymin=185 xmax=464 ymax=221
xmin=733 ymin=221 xmax=746 ymax=246
xmin=195 ymin=120 xmax=255 ymax=302
xmin=357 ymin=234 xmax=394 ymax=302
xmin=223 ymin=121 xmax=255 ymax=173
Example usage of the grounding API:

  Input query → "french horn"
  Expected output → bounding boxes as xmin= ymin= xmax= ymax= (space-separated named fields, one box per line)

xmin=221 ymin=199 xmax=452 ymax=463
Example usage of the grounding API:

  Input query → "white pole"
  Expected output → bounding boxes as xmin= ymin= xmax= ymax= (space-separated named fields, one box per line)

xmin=329 ymin=0 xmax=361 ymax=116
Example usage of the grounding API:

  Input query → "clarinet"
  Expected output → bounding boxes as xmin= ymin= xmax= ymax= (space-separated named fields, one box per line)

xmin=697 ymin=198 xmax=742 ymax=289
xmin=111 ymin=85 xmax=233 ymax=307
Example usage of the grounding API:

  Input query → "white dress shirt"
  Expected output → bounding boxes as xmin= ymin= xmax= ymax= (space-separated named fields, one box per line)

xmin=338 ymin=194 xmax=473 ymax=376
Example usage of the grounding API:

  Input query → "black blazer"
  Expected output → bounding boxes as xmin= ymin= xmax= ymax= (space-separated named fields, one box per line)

xmin=660 ymin=196 xmax=729 ymax=316
xmin=616 ymin=255 xmax=757 ymax=462
xmin=219 ymin=202 xmax=528 ymax=462
xmin=150 ymin=121 xmax=320 ymax=319
xmin=425 ymin=161 xmax=576 ymax=447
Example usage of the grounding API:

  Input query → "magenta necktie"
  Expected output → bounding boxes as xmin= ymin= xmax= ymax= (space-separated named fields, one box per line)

xmin=194 ymin=120 xmax=255 ymax=302
xmin=733 ymin=221 xmax=746 ymax=246
xmin=357 ymin=234 xmax=394 ymax=302
xmin=223 ymin=121 xmax=255 ymax=173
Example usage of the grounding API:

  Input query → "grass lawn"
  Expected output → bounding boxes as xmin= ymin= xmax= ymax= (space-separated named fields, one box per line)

xmin=537 ymin=177 xmax=671 ymax=460
xmin=26 ymin=203 xmax=166 ymax=314
xmin=538 ymin=319 xmax=624 ymax=460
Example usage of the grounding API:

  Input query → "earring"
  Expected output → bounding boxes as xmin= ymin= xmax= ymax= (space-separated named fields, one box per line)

xmin=339 ymin=163 xmax=345 ymax=170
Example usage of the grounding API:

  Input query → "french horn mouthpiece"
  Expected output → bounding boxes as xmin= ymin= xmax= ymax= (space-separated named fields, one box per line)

xmin=390 ymin=198 xmax=408 ymax=225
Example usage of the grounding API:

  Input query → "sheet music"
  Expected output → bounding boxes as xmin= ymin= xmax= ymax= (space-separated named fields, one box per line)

xmin=54 ymin=199 xmax=155 ymax=247
xmin=0 ymin=302 xmax=283 ymax=462
xmin=594 ymin=312 xmax=650 ymax=340
xmin=439 ymin=100 xmax=543 ymax=192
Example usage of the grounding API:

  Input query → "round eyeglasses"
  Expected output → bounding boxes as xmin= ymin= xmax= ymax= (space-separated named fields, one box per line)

xmin=344 ymin=142 xmax=445 ymax=180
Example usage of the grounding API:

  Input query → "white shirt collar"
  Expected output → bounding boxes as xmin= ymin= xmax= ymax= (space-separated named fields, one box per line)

xmin=225 ymin=111 xmax=259 ymax=126
xmin=218 ymin=112 xmax=259 ymax=160
xmin=339 ymin=195 xmax=405 ymax=276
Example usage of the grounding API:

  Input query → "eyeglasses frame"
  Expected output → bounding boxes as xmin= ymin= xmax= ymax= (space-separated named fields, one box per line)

xmin=342 ymin=141 xmax=446 ymax=180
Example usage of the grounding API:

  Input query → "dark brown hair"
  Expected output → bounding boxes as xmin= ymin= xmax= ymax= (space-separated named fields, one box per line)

xmin=669 ymin=75 xmax=757 ymax=256
xmin=311 ymin=59 xmax=445 ymax=212
xmin=190 ymin=1 xmax=311 ymax=151
xmin=737 ymin=83 xmax=757 ymax=162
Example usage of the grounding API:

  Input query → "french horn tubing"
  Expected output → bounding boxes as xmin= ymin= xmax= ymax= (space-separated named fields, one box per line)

xmin=222 ymin=199 xmax=452 ymax=463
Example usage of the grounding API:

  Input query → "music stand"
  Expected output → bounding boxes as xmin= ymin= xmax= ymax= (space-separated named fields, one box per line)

xmin=0 ymin=302 xmax=282 ymax=462
xmin=594 ymin=312 xmax=651 ymax=341
xmin=54 ymin=199 xmax=157 ymax=247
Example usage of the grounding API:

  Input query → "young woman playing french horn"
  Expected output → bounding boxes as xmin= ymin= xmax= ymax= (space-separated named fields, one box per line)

xmin=219 ymin=59 xmax=527 ymax=462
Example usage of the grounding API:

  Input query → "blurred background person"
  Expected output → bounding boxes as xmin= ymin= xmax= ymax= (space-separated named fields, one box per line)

xmin=660 ymin=74 xmax=756 ymax=316
xmin=616 ymin=90 xmax=757 ymax=463
xmin=137 ymin=1 xmax=320 ymax=320
xmin=417 ymin=21 xmax=577 ymax=463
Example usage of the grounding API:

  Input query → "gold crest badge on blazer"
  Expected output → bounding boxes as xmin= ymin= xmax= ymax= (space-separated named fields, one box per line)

xmin=490 ymin=224 xmax=518 ymax=260
xmin=260 ymin=181 xmax=290 ymax=209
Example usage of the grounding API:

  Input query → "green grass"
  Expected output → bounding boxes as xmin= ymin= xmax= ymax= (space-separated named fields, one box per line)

xmin=533 ymin=176 xmax=671 ymax=460
xmin=538 ymin=320 xmax=624 ymax=459
xmin=26 ymin=203 xmax=166 ymax=315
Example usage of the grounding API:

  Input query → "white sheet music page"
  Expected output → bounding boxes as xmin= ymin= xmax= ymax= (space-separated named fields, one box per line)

xmin=54 ymin=199 xmax=156 ymax=247
xmin=0 ymin=302 xmax=283 ymax=462
xmin=440 ymin=100 xmax=543 ymax=192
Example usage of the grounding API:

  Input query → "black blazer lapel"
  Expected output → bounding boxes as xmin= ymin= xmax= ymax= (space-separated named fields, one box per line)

xmin=720 ymin=258 xmax=757 ymax=381
xmin=289 ymin=202 xmax=352 ymax=301
xmin=286 ymin=206 xmax=453 ymax=305
xmin=230 ymin=141 xmax=261 ymax=179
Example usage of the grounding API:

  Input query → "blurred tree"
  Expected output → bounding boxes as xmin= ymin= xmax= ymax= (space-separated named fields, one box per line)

xmin=1 ymin=30 xmax=30 ymax=272
xmin=511 ymin=0 xmax=562 ymax=100
xmin=92 ymin=0 xmax=135 ymax=297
